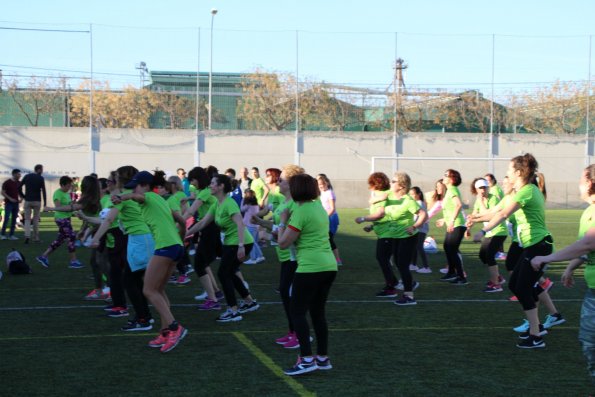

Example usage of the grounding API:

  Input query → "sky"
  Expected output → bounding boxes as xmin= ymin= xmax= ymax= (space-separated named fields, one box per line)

xmin=1 ymin=0 xmax=594 ymax=101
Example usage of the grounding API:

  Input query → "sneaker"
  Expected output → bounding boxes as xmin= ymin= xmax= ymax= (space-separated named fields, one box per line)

xmin=513 ymin=319 xmax=529 ymax=333
xmin=216 ymin=308 xmax=242 ymax=322
xmin=215 ymin=290 xmax=224 ymax=301
xmin=540 ymin=278 xmax=554 ymax=292
xmin=244 ymin=259 xmax=257 ymax=265
xmin=69 ymin=260 xmax=84 ymax=269
xmin=395 ymin=281 xmax=404 ymax=290
xmin=417 ymin=267 xmax=432 ymax=274
xmin=84 ymin=289 xmax=105 ymax=301
xmin=283 ymin=335 xmax=300 ymax=349
xmin=315 ymin=356 xmax=333 ymax=370
xmin=449 ymin=276 xmax=468 ymax=285
xmin=412 ymin=281 xmax=420 ymax=291
xmin=543 ymin=313 xmax=566 ymax=329
xmin=509 ymin=295 xmax=518 ymax=302
xmin=409 ymin=264 xmax=419 ymax=271
xmin=160 ymin=324 xmax=188 ymax=353
xmin=198 ymin=299 xmax=221 ymax=311
xmin=495 ymin=252 xmax=507 ymax=261
xmin=194 ymin=291 xmax=208 ymax=301
xmin=0 ymin=235 xmax=7 ymax=240
xmin=121 ymin=318 xmax=153 ymax=332
xmin=284 ymin=356 xmax=318 ymax=376
xmin=148 ymin=329 xmax=169 ymax=348
xmin=394 ymin=295 xmax=417 ymax=306
xmin=440 ymin=273 xmax=458 ymax=282
xmin=167 ymin=275 xmax=177 ymax=284
xmin=103 ymin=304 xmax=114 ymax=312
xmin=439 ymin=267 xmax=449 ymax=274
xmin=516 ymin=335 xmax=545 ymax=349
xmin=188 ymin=248 xmax=196 ymax=256
xmin=176 ymin=275 xmax=191 ymax=285
xmin=498 ymin=275 xmax=506 ymax=285
xmin=238 ymin=300 xmax=260 ymax=314
xmin=276 ymin=332 xmax=295 ymax=345
xmin=107 ymin=307 xmax=129 ymax=318
xmin=8 ymin=235 xmax=18 ymax=241
xmin=519 ymin=324 xmax=547 ymax=339
xmin=186 ymin=265 xmax=195 ymax=275
xmin=376 ymin=288 xmax=398 ymax=298
xmin=483 ymin=282 xmax=503 ymax=293
xmin=36 ymin=255 xmax=49 ymax=268
xmin=255 ymin=256 xmax=266 ymax=264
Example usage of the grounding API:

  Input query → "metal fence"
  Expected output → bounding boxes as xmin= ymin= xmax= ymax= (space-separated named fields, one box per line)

xmin=0 ymin=24 xmax=593 ymax=133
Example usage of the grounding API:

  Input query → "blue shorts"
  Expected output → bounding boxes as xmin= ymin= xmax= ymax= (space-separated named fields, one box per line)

xmin=127 ymin=233 xmax=155 ymax=272
xmin=154 ymin=244 xmax=184 ymax=261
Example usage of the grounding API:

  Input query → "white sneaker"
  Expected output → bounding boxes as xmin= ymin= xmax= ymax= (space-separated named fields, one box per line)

xmin=194 ymin=291 xmax=208 ymax=301
xmin=439 ymin=267 xmax=449 ymax=274
xmin=244 ymin=259 xmax=257 ymax=265
xmin=255 ymin=256 xmax=266 ymax=264
xmin=0 ymin=235 xmax=7 ymax=240
xmin=409 ymin=264 xmax=419 ymax=271
xmin=417 ymin=267 xmax=432 ymax=274
xmin=8 ymin=235 xmax=18 ymax=241
xmin=395 ymin=281 xmax=404 ymax=290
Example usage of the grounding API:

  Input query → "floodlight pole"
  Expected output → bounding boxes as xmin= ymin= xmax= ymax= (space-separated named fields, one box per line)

xmin=89 ymin=23 xmax=96 ymax=174
xmin=208 ymin=9 xmax=217 ymax=130
xmin=489 ymin=33 xmax=495 ymax=174
xmin=295 ymin=30 xmax=300 ymax=166
xmin=195 ymin=27 xmax=201 ymax=166
xmin=586 ymin=35 xmax=592 ymax=167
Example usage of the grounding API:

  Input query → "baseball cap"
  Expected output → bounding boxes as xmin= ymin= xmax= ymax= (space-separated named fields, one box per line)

xmin=124 ymin=171 xmax=153 ymax=189
xmin=474 ymin=179 xmax=489 ymax=189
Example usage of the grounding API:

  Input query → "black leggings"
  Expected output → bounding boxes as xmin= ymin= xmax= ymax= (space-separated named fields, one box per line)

xmin=376 ymin=238 xmax=397 ymax=287
xmin=505 ymin=241 xmax=523 ymax=272
xmin=479 ymin=235 xmax=507 ymax=267
xmin=393 ymin=235 xmax=417 ymax=292
xmin=509 ymin=236 xmax=553 ymax=311
xmin=411 ymin=232 xmax=428 ymax=268
xmin=290 ymin=271 xmax=337 ymax=357
xmin=194 ymin=222 xmax=221 ymax=278
xmin=444 ymin=226 xmax=467 ymax=277
xmin=107 ymin=228 xmax=127 ymax=308
xmin=329 ymin=232 xmax=337 ymax=251
xmin=279 ymin=260 xmax=298 ymax=332
xmin=217 ymin=244 xmax=253 ymax=307
xmin=124 ymin=266 xmax=151 ymax=320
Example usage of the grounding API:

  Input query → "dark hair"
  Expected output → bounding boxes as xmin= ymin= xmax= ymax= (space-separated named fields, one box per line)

xmin=77 ymin=176 xmax=101 ymax=214
xmin=510 ymin=153 xmax=538 ymax=183
xmin=213 ymin=174 xmax=232 ymax=194
xmin=290 ymin=174 xmax=320 ymax=202
xmin=252 ymin=167 xmax=260 ymax=173
xmin=444 ymin=169 xmax=462 ymax=186
xmin=59 ymin=176 xmax=73 ymax=186
xmin=98 ymin=178 xmax=108 ymax=190
xmin=34 ymin=164 xmax=43 ymax=172
xmin=433 ymin=179 xmax=445 ymax=202
xmin=116 ymin=165 xmax=139 ymax=189
xmin=11 ymin=169 xmax=21 ymax=175
xmin=188 ymin=167 xmax=210 ymax=189
xmin=177 ymin=168 xmax=185 ymax=174
xmin=152 ymin=170 xmax=167 ymax=189
xmin=243 ymin=189 xmax=258 ymax=205
xmin=470 ymin=177 xmax=488 ymax=196
xmin=368 ymin=172 xmax=390 ymax=191
xmin=532 ymin=172 xmax=547 ymax=201
xmin=265 ymin=168 xmax=281 ymax=184
xmin=410 ymin=186 xmax=425 ymax=203
xmin=316 ymin=173 xmax=333 ymax=190
xmin=586 ymin=165 xmax=595 ymax=196
xmin=484 ymin=173 xmax=497 ymax=185
xmin=225 ymin=168 xmax=236 ymax=178
xmin=206 ymin=165 xmax=219 ymax=180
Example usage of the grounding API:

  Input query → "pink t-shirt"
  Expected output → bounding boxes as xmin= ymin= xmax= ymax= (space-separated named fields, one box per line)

xmin=320 ymin=189 xmax=336 ymax=214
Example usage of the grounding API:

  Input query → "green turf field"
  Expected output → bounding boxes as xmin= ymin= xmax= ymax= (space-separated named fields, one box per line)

xmin=0 ymin=209 xmax=591 ymax=396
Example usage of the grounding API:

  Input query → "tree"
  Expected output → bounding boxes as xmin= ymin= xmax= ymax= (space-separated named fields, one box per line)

xmin=303 ymin=87 xmax=366 ymax=131
xmin=7 ymin=76 xmax=67 ymax=127
xmin=153 ymin=92 xmax=196 ymax=129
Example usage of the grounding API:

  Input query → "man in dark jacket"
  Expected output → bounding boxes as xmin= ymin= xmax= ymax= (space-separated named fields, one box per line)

xmin=19 ymin=164 xmax=46 ymax=244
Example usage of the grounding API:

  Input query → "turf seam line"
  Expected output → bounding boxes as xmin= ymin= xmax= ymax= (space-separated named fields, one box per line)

xmin=232 ymin=331 xmax=317 ymax=397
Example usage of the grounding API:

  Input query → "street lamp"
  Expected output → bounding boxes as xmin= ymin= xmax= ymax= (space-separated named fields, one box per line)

xmin=208 ymin=8 xmax=218 ymax=130
xmin=135 ymin=61 xmax=148 ymax=89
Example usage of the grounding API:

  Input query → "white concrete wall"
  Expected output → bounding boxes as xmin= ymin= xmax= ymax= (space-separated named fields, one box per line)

xmin=0 ymin=127 xmax=588 ymax=208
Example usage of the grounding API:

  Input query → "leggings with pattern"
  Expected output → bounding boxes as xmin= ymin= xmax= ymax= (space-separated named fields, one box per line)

xmin=49 ymin=218 xmax=76 ymax=253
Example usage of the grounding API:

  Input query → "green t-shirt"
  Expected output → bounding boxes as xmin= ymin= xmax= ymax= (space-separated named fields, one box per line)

xmin=140 ymin=192 xmax=183 ymax=250
xmin=473 ymin=194 xmax=507 ymax=238
xmin=442 ymin=186 xmax=465 ymax=228
xmin=174 ymin=191 xmax=187 ymax=210
xmin=196 ymin=188 xmax=217 ymax=220
xmin=166 ymin=194 xmax=181 ymax=213
xmin=383 ymin=193 xmax=421 ymax=239
xmin=208 ymin=197 xmax=254 ymax=246
xmin=512 ymin=184 xmax=550 ymax=248
xmin=53 ymin=189 xmax=72 ymax=219
xmin=273 ymin=198 xmax=295 ymax=262
xmin=288 ymin=200 xmax=337 ymax=273
xmin=100 ymin=193 xmax=118 ymax=248
xmin=112 ymin=189 xmax=150 ymax=236
xmin=579 ymin=204 xmax=595 ymax=288
xmin=370 ymin=190 xmax=393 ymax=238
xmin=251 ymin=178 xmax=267 ymax=205
xmin=268 ymin=186 xmax=284 ymax=213
xmin=500 ymin=194 xmax=519 ymax=243
xmin=489 ymin=185 xmax=504 ymax=201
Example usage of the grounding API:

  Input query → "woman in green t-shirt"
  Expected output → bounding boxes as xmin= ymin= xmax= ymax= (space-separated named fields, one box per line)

xmin=278 ymin=173 xmax=337 ymax=376
xmin=532 ymin=164 xmax=595 ymax=380
xmin=186 ymin=174 xmax=259 ymax=323
xmin=474 ymin=154 xmax=555 ymax=349
xmin=437 ymin=169 xmax=468 ymax=284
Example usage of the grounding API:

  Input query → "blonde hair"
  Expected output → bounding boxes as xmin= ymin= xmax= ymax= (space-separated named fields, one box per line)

xmin=393 ymin=172 xmax=411 ymax=191
xmin=282 ymin=164 xmax=305 ymax=180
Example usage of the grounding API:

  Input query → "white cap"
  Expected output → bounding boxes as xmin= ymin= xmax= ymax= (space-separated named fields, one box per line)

xmin=474 ymin=179 xmax=489 ymax=189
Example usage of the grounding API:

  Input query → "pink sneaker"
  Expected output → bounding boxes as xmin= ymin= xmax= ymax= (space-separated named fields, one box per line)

xmin=276 ymin=331 xmax=295 ymax=345
xmin=148 ymin=329 xmax=169 ymax=348
xmin=198 ymin=299 xmax=221 ymax=311
xmin=283 ymin=335 xmax=300 ymax=349
xmin=160 ymin=325 xmax=188 ymax=353
xmin=176 ymin=275 xmax=191 ymax=285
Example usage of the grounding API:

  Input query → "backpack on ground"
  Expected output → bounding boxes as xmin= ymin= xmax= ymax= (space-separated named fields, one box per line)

xmin=7 ymin=249 xmax=32 ymax=274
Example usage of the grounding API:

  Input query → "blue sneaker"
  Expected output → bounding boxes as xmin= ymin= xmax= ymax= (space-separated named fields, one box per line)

xmin=315 ymin=356 xmax=333 ymax=370
xmin=394 ymin=295 xmax=417 ymax=306
xmin=284 ymin=356 xmax=318 ymax=376
xmin=36 ymin=256 xmax=50 ymax=268
xmin=543 ymin=313 xmax=566 ymax=329
xmin=513 ymin=319 xmax=529 ymax=333
xmin=69 ymin=260 xmax=84 ymax=269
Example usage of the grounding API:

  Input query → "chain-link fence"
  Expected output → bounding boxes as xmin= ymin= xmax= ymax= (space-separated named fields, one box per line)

xmin=0 ymin=25 xmax=593 ymax=133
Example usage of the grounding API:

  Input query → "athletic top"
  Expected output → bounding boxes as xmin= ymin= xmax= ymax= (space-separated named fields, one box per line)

xmin=370 ymin=190 xmax=392 ymax=239
xmin=100 ymin=193 xmax=118 ymax=248
xmin=273 ymin=198 xmax=295 ymax=262
xmin=384 ymin=193 xmax=421 ymax=239
xmin=442 ymin=186 xmax=466 ymax=228
xmin=196 ymin=188 xmax=216 ymax=220
xmin=140 ymin=192 xmax=182 ymax=249
xmin=112 ymin=189 xmax=150 ymax=236
xmin=489 ymin=185 xmax=504 ymax=201
xmin=288 ymin=200 xmax=337 ymax=273
xmin=579 ymin=204 xmax=595 ymax=288
xmin=473 ymin=194 xmax=507 ymax=238
xmin=250 ymin=178 xmax=267 ymax=206
xmin=512 ymin=184 xmax=550 ymax=248
xmin=208 ymin=196 xmax=254 ymax=246
xmin=53 ymin=189 xmax=71 ymax=219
